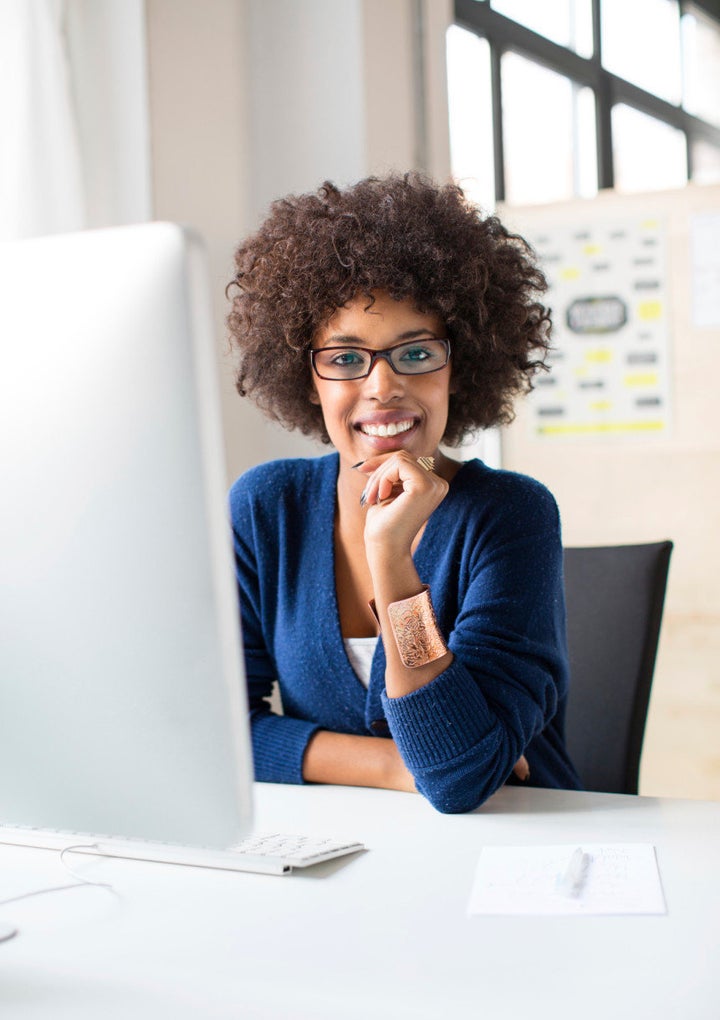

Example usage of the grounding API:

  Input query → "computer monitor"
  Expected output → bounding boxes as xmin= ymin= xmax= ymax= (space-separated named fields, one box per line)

xmin=0 ymin=223 xmax=253 ymax=863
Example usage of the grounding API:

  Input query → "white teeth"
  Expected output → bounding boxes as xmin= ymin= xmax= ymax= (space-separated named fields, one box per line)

xmin=360 ymin=420 xmax=413 ymax=437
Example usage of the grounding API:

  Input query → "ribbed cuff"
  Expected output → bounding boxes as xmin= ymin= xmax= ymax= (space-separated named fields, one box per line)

xmin=381 ymin=659 xmax=496 ymax=771
xmin=250 ymin=713 xmax=322 ymax=785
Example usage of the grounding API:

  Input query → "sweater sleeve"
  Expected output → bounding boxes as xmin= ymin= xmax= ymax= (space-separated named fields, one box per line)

xmin=381 ymin=481 xmax=568 ymax=814
xmin=230 ymin=472 xmax=321 ymax=784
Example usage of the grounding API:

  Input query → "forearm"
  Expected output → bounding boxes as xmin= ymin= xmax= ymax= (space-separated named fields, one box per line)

xmin=302 ymin=729 xmax=416 ymax=792
xmin=365 ymin=550 xmax=526 ymax=803
xmin=367 ymin=547 xmax=453 ymax=698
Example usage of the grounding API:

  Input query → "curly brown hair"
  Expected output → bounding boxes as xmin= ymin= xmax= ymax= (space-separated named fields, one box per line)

xmin=227 ymin=173 xmax=551 ymax=445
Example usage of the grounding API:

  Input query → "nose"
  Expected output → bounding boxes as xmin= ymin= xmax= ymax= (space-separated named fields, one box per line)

xmin=361 ymin=354 xmax=406 ymax=401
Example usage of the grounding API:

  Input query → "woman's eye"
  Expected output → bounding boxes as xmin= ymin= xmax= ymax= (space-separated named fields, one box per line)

xmin=330 ymin=350 xmax=364 ymax=366
xmin=399 ymin=345 xmax=432 ymax=362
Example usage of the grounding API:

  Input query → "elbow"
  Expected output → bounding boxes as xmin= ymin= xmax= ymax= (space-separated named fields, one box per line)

xmin=415 ymin=774 xmax=497 ymax=815
xmin=413 ymin=748 xmax=519 ymax=814
xmin=425 ymin=793 xmax=484 ymax=815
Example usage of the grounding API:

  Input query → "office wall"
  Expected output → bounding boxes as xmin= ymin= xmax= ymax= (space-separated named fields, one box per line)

xmin=146 ymin=0 xmax=453 ymax=483
xmin=66 ymin=0 xmax=152 ymax=228
xmin=500 ymin=184 xmax=720 ymax=801
xmin=145 ymin=1 xmax=716 ymax=799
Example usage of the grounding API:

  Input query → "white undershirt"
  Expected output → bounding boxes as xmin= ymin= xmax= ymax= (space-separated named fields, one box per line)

xmin=343 ymin=636 xmax=379 ymax=688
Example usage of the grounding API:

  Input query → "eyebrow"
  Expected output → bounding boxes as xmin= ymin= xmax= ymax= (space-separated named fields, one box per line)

xmin=323 ymin=329 xmax=441 ymax=345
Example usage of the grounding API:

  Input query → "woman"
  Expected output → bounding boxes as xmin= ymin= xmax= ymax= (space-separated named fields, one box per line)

xmin=227 ymin=173 xmax=580 ymax=813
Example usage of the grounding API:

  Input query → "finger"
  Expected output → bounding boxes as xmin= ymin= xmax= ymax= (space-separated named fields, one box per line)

xmin=512 ymin=755 xmax=530 ymax=781
xmin=354 ymin=451 xmax=433 ymax=477
xmin=361 ymin=455 xmax=424 ymax=507
xmin=377 ymin=473 xmax=402 ymax=503
xmin=352 ymin=453 xmax=399 ymax=476
xmin=362 ymin=475 xmax=402 ymax=508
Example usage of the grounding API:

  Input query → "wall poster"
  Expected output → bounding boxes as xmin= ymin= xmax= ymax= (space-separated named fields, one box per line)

xmin=522 ymin=218 xmax=671 ymax=438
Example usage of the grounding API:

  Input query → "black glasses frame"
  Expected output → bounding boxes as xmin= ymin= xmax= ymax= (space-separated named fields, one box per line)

xmin=309 ymin=338 xmax=451 ymax=381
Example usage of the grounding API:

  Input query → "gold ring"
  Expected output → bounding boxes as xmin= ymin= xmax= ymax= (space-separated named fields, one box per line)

xmin=417 ymin=456 xmax=435 ymax=472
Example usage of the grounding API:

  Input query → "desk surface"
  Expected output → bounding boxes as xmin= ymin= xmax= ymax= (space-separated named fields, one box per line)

xmin=1 ymin=783 xmax=718 ymax=1019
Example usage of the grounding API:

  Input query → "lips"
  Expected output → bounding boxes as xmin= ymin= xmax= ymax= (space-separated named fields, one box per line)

xmin=358 ymin=419 xmax=415 ymax=438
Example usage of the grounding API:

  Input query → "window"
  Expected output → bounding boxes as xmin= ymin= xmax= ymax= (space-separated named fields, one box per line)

xmin=502 ymin=53 xmax=597 ymax=204
xmin=612 ymin=104 xmax=688 ymax=192
xmin=449 ymin=0 xmax=720 ymax=206
xmin=601 ymin=0 xmax=683 ymax=104
xmin=447 ymin=26 xmax=494 ymax=211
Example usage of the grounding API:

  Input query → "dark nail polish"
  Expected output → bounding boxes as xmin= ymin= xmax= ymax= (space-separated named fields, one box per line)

xmin=359 ymin=489 xmax=367 ymax=507
xmin=351 ymin=460 xmax=365 ymax=469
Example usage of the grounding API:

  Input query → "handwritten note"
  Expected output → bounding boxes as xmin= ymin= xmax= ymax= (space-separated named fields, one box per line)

xmin=467 ymin=843 xmax=666 ymax=916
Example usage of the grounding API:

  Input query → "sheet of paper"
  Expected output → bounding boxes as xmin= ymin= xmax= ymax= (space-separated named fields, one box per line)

xmin=467 ymin=843 xmax=666 ymax=916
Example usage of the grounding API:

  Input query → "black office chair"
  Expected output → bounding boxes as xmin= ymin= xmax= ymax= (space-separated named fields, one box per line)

xmin=562 ymin=541 xmax=673 ymax=795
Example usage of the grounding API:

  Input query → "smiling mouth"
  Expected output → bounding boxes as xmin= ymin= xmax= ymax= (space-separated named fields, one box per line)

xmin=358 ymin=419 xmax=415 ymax=438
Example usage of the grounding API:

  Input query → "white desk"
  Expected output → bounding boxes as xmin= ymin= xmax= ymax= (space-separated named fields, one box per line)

xmin=1 ymin=783 xmax=718 ymax=1019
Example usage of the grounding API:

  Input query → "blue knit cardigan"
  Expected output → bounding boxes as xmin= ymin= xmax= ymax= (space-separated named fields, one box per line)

xmin=230 ymin=454 xmax=580 ymax=813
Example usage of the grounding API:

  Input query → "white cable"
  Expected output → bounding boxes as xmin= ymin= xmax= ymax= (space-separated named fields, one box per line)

xmin=0 ymin=843 xmax=117 ymax=910
xmin=59 ymin=843 xmax=115 ymax=888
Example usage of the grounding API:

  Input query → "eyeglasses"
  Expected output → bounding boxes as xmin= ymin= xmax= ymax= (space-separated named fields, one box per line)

xmin=310 ymin=338 xmax=451 ymax=381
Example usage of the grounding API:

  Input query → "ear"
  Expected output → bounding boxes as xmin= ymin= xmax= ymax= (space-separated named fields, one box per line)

xmin=309 ymin=379 xmax=321 ymax=405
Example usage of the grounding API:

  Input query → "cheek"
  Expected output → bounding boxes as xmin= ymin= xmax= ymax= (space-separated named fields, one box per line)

xmin=308 ymin=384 xmax=346 ymax=432
xmin=425 ymin=375 xmax=453 ymax=406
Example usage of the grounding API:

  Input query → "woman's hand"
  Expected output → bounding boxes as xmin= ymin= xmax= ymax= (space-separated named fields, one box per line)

xmin=357 ymin=451 xmax=449 ymax=556
xmin=356 ymin=452 xmax=453 ymax=698
xmin=384 ymin=740 xmax=419 ymax=793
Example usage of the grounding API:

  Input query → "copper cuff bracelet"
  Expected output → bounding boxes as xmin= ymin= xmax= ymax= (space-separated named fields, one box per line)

xmin=386 ymin=585 xmax=448 ymax=669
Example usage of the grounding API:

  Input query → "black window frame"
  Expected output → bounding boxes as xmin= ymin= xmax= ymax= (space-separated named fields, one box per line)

xmin=454 ymin=0 xmax=720 ymax=201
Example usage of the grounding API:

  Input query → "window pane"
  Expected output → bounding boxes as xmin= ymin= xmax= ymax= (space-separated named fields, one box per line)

xmin=682 ymin=6 xmax=720 ymax=127
xmin=491 ymin=0 xmax=594 ymax=57
xmin=502 ymin=52 xmax=597 ymax=205
xmin=446 ymin=26 xmax=495 ymax=211
xmin=692 ymin=139 xmax=720 ymax=185
xmin=602 ymin=0 xmax=682 ymax=104
xmin=575 ymin=85 xmax=598 ymax=198
xmin=613 ymin=104 xmax=687 ymax=192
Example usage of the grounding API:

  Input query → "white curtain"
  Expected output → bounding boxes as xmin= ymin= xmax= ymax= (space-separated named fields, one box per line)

xmin=0 ymin=0 xmax=86 ymax=239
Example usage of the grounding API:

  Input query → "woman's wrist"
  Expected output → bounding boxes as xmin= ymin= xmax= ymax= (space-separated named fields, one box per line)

xmin=364 ymin=545 xmax=419 ymax=595
xmin=386 ymin=586 xmax=449 ymax=669
xmin=363 ymin=536 xmax=414 ymax=571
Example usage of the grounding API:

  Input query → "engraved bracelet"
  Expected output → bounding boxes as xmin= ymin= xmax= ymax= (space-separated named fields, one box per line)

xmin=386 ymin=585 xmax=448 ymax=669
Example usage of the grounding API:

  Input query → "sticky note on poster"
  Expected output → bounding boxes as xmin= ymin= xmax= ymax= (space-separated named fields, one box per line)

xmin=690 ymin=212 xmax=720 ymax=328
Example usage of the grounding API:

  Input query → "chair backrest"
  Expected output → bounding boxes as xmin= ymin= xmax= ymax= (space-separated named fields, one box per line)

xmin=562 ymin=541 xmax=673 ymax=795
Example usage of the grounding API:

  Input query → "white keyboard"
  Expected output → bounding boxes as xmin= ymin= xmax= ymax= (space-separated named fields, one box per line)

xmin=230 ymin=833 xmax=365 ymax=875
xmin=0 ymin=825 xmax=365 ymax=877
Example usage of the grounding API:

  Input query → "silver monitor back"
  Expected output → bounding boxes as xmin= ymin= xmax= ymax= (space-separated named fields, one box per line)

xmin=0 ymin=223 xmax=253 ymax=855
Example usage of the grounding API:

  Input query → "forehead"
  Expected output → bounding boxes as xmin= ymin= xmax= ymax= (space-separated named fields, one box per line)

xmin=315 ymin=291 xmax=445 ymax=345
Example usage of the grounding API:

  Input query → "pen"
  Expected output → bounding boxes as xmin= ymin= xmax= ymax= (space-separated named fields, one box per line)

xmin=558 ymin=846 xmax=591 ymax=897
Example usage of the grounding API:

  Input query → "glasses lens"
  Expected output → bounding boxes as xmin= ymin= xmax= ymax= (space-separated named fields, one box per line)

xmin=313 ymin=348 xmax=371 ymax=380
xmin=389 ymin=339 xmax=448 ymax=375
